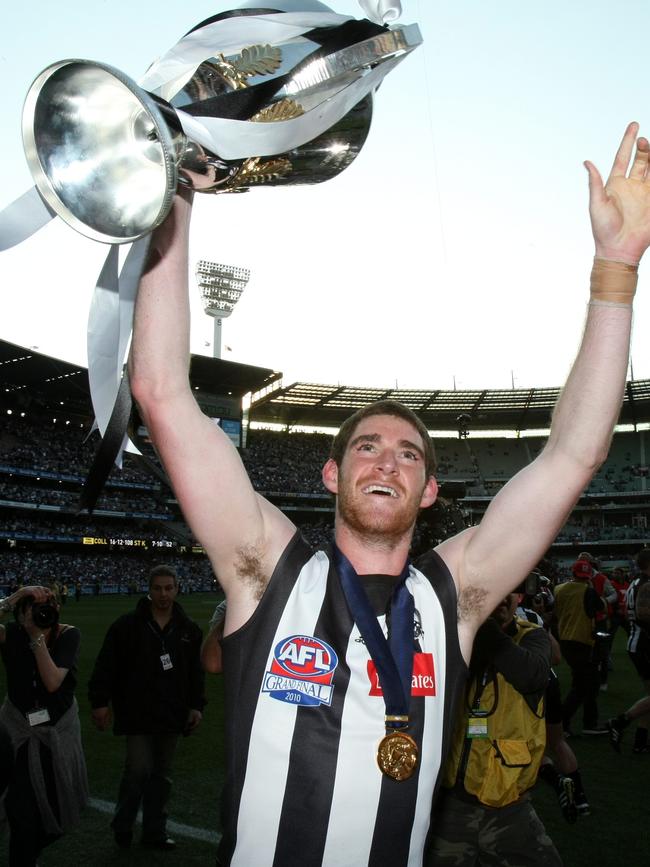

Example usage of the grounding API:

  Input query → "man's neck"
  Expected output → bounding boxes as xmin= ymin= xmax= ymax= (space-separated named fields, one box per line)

xmin=151 ymin=608 xmax=173 ymax=629
xmin=334 ymin=524 xmax=412 ymax=576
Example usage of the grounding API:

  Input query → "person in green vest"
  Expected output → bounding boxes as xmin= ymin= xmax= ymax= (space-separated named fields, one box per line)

xmin=554 ymin=559 xmax=606 ymax=735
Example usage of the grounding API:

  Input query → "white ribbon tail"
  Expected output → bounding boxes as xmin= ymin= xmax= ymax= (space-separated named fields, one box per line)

xmin=87 ymin=246 xmax=121 ymax=436
xmin=86 ymin=238 xmax=149 ymax=469
xmin=0 ymin=186 xmax=56 ymax=252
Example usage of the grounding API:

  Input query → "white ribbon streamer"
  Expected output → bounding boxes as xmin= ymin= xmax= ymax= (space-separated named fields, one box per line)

xmin=86 ymin=238 xmax=149 ymax=462
xmin=86 ymin=246 xmax=121 ymax=435
xmin=140 ymin=13 xmax=353 ymax=98
xmin=0 ymin=187 xmax=55 ymax=251
xmin=175 ymin=51 xmax=405 ymax=160
xmin=140 ymin=11 xmax=417 ymax=163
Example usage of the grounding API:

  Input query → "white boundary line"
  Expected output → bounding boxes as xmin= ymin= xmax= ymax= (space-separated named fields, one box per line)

xmin=88 ymin=797 xmax=222 ymax=845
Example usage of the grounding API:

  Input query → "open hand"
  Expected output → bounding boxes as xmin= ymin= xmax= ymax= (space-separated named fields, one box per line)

xmin=585 ymin=122 xmax=650 ymax=265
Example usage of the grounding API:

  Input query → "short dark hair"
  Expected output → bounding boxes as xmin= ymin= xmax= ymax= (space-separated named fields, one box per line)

xmin=148 ymin=564 xmax=178 ymax=589
xmin=637 ymin=549 xmax=650 ymax=572
xmin=330 ymin=400 xmax=436 ymax=478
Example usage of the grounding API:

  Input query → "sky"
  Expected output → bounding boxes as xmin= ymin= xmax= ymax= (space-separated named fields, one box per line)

xmin=2 ymin=1 xmax=650 ymax=393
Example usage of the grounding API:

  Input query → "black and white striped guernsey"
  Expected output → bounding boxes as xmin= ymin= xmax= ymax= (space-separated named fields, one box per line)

xmin=218 ymin=531 xmax=467 ymax=867
xmin=627 ymin=577 xmax=650 ymax=654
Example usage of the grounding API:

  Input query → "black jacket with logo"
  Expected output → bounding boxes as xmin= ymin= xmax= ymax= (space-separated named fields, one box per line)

xmin=88 ymin=597 xmax=205 ymax=735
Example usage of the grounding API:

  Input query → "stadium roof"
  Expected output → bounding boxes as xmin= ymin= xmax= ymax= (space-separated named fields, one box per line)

xmin=249 ymin=379 xmax=650 ymax=432
xmin=4 ymin=338 xmax=650 ymax=433
xmin=0 ymin=339 xmax=280 ymax=420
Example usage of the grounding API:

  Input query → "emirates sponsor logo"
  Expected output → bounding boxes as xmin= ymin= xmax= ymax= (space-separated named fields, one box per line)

xmin=367 ymin=652 xmax=436 ymax=697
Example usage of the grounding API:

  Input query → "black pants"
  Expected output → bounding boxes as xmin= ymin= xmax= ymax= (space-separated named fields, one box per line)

xmin=560 ymin=640 xmax=600 ymax=730
xmin=112 ymin=733 xmax=179 ymax=842
xmin=5 ymin=741 xmax=61 ymax=867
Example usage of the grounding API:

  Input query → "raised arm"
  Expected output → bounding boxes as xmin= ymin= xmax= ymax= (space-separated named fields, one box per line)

xmin=0 ymin=585 xmax=51 ymax=644
xmin=128 ymin=191 xmax=295 ymax=626
xmin=438 ymin=123 xmax=650 ymax=645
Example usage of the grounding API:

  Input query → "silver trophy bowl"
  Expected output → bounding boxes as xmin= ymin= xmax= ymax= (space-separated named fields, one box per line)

xmin=21 ymin=7 xmax=422 ymax=244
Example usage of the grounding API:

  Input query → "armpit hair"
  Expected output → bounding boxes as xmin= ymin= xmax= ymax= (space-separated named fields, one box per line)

xmin=234 ymin=543 xmax=268 ymax=601
xmin=457 ymin=584 xmax=489 ymax=622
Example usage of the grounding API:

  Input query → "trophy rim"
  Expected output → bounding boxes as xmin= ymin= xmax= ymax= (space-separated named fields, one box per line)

xmin=22 ymin=58 xmax=179 ymax=245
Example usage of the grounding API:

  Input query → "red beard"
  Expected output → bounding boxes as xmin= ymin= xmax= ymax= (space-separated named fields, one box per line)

xmin=336 ymin=473 xmax=423 ymax=546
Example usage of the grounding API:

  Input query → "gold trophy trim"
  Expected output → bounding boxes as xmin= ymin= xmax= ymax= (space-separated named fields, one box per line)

xmin=211 ymin=45 xmax=303 ymax=191
xmin=230 ymin=156 xmax=293 ymax=187
xmin=212 ymin=44 xmax=283 ymax=90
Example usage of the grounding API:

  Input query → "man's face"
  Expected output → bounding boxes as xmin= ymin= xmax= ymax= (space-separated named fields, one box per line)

xmin=322 ymin=414 xmax=438 ymax=544
xmin=491 ymin=593 xmax=521 ymax=628
xmin=149 ymin=575 xmax=178 ymax=612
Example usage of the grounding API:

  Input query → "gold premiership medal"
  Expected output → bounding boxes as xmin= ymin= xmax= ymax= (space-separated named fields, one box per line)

xmin=377 ymin=730 xmax=419 ymax=781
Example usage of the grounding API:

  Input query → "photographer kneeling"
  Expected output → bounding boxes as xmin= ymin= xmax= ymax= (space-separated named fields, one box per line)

xmin=0 ymin=585 xmax=88 ymax=866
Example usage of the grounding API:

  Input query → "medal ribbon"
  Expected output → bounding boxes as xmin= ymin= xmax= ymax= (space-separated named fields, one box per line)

xmin=333 ymin=545 xmax=413 ymax=729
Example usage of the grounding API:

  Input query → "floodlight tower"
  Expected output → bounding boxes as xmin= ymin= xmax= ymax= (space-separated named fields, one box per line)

xmin=196 ymin=260 xmax=251 ymax=359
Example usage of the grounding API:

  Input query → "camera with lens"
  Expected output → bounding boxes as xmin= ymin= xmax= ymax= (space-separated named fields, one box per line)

xmin=31 ymin=602 xmax=59 ymax=629
xmin=515 ymin=572 xmax=542 ymax=597
xmin=15 ymin=595 xmax=59 ymax=629
xmin=516 ymin=571 xmax=554 ymax=614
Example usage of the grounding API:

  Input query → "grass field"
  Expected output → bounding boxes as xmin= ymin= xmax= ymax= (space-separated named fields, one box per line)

xmin=1 ymin=592 xmax=648 ymax=866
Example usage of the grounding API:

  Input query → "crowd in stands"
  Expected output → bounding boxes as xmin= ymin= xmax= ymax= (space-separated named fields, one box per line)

xmin=1 ymin=417 xmax=149 ymax=485
xmin=242 ymin=430 xmax=331 ymax=493
xmin=0 ymin=550 xmax=215 ymax=595
xmin=2 ymin=415 xmax=650 ymax=589
xmin=557 ymin=521 xmax=648 ymax=544
xmin=4 ymin=416 xmax=650 ymax=501
xmin=0 ymin=480 xmax=174 ymax=515
xmin=0 ymin=515 xmax=177 ymax=542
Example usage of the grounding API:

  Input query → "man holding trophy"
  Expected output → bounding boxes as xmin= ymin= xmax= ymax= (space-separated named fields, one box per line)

xmin=128 ymin=121 xmax=650 ymax=866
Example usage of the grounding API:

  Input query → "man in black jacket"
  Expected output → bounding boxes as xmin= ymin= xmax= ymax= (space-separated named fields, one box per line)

xmin=88 ymin=564 xmax=205 ymax=851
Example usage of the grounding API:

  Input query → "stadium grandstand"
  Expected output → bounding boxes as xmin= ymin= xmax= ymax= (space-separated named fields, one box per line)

xmin=3 ymin=336 xmax=650 ymax=591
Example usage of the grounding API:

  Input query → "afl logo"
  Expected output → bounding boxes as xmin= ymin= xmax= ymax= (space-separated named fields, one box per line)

xmin=273 ymin=635 xmax=338 ymax=680
xmin=262 ymin=634 xmax=339 ymax=707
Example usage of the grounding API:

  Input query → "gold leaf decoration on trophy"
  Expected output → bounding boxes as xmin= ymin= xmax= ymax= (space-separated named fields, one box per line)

xmin=212 ymin=56 xmax=247 ymax=90
xmin=235 ymin=44 xmax=283 ymax=77
xmin=212 ymin=45 xmax=282 ymax=90
xmin=229 ymin=156 xmax=293 ymax=188
xmin=250 ymin=98 xmax=305 ymax=123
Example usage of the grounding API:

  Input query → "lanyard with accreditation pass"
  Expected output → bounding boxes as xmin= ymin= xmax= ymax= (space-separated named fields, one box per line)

xmin=333 ymin=545 xmax=418 ymax=781
xmin=148 ymin=620 xmax=174 ymax=671
xmin=467 ymin=670 xmax=494 ymax=739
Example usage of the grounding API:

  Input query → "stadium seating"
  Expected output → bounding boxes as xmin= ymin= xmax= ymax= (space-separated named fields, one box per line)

xmin=2 ymin=415 xmax=650 ymax=590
